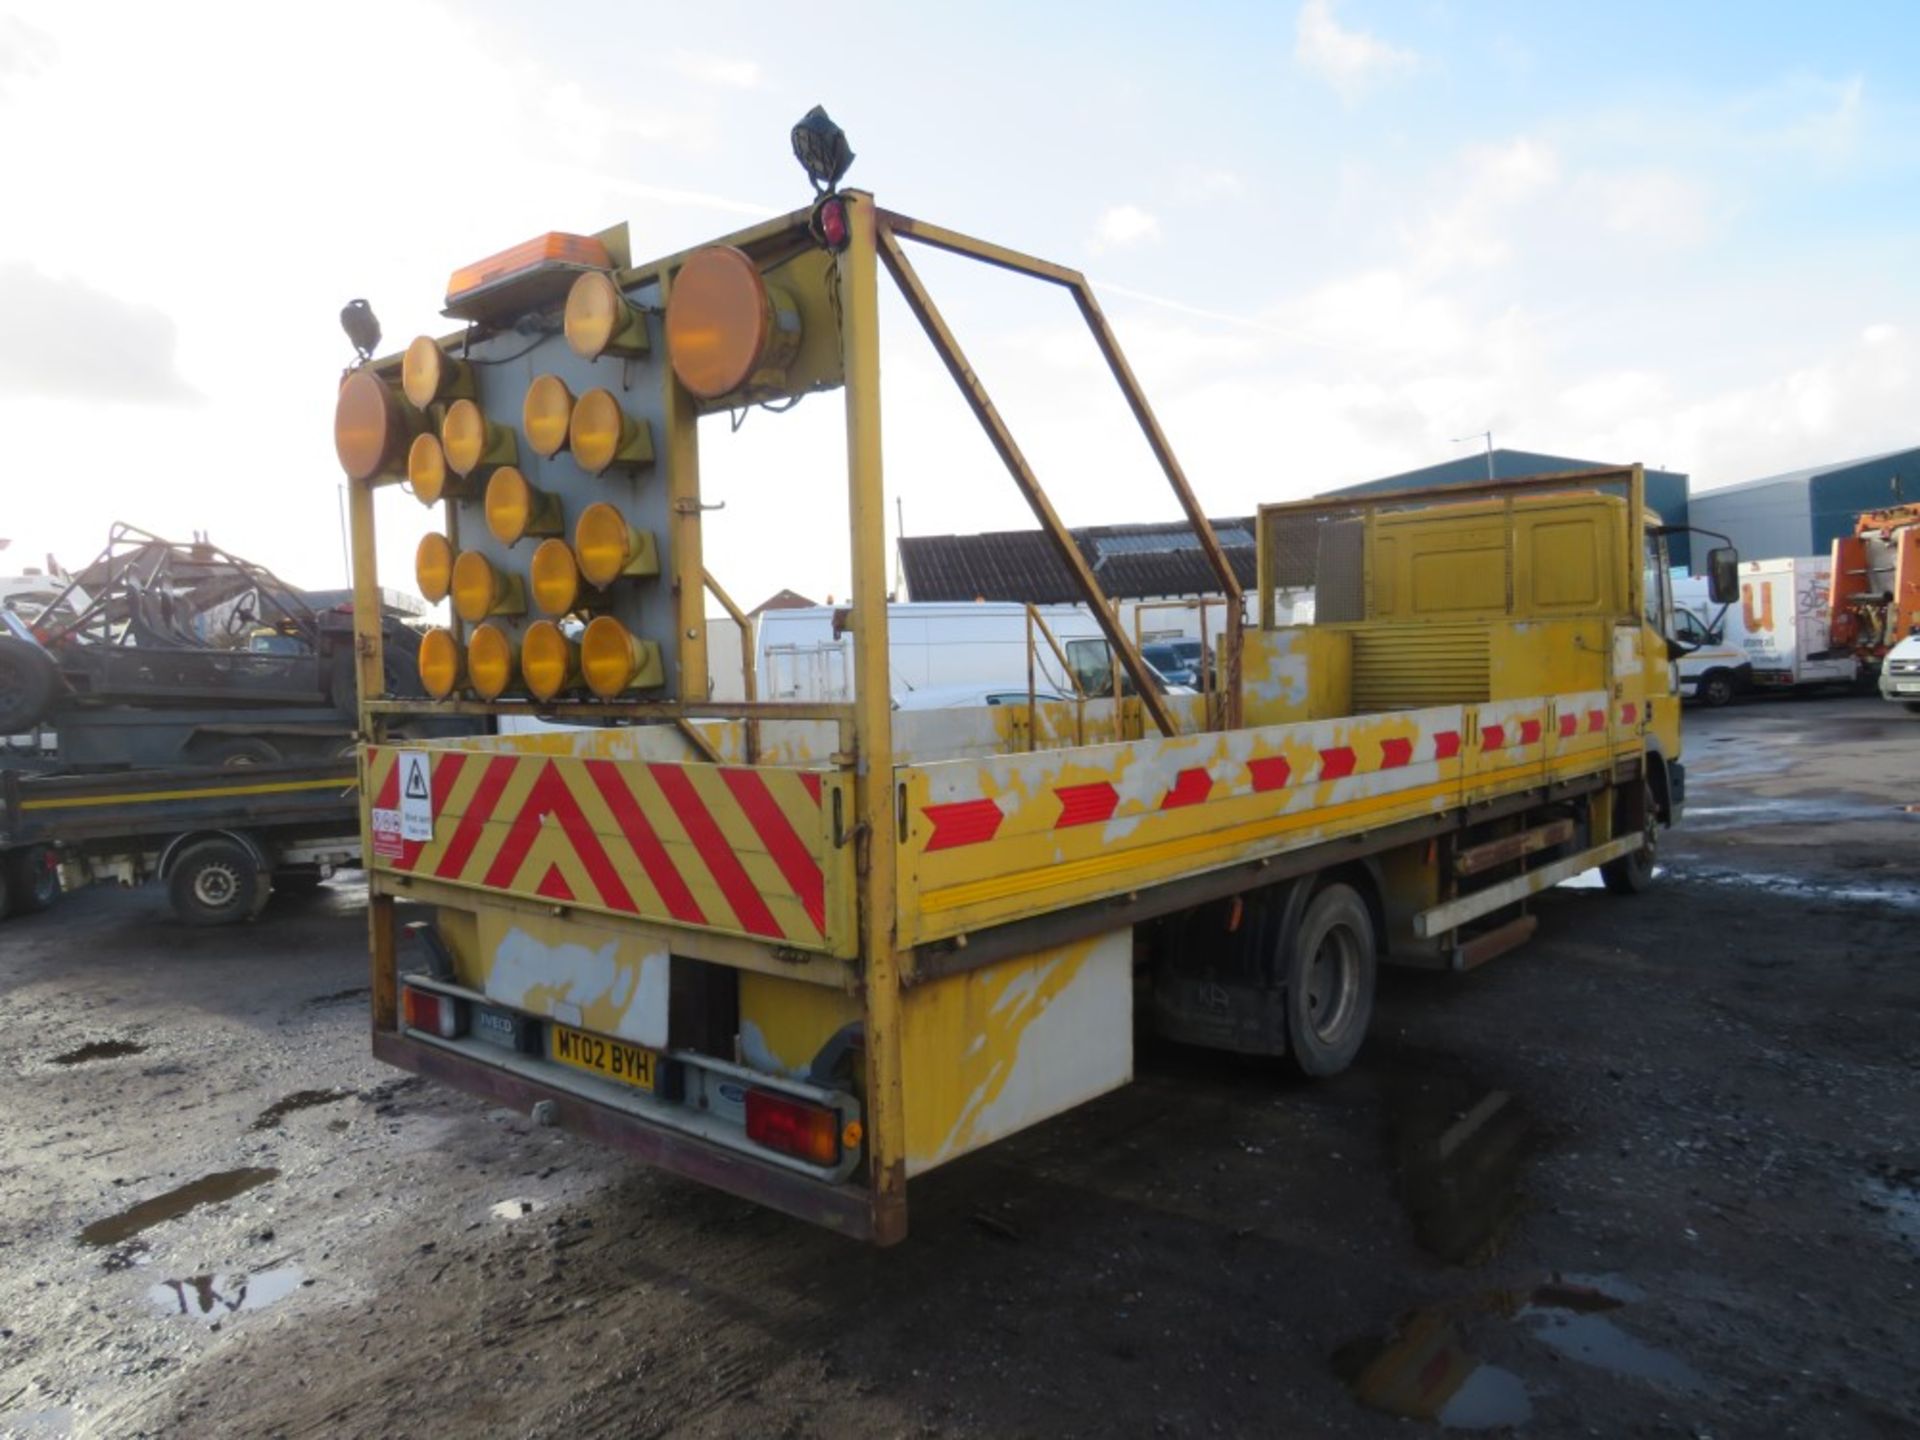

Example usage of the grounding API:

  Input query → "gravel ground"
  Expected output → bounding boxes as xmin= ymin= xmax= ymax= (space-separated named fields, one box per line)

xmin=0 ymin=696 xmax=1915 ymax=1439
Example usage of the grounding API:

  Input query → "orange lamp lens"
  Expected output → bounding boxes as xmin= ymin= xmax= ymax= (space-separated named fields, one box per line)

xmin=402 ymin=336 xmax=449 ymax=410
xmin=523 ymin=374 xmax=574 ymax=457
xmin=408 ymin=433 xmax=449 ymax=505
xmin=521 ymin=620 xmax=577 ymax=700
xmin=450 ymin=550 xmax=503 ymax=623
xmin=665 ymin=245 xmax=774 ymax=399
xmin=573 ymin=502 xmax=634 ymax=588
xmin=414 ymin=532 xmax=454 ymax=603
xmin=529 ymin=539 xmax=582 ymax=616
xmin=564 ymin=271 xmax=633 ymax=359
xmin=417 ymin=627 xmax=463 ymax=699
xmin=442 ymin=399 xmax=489 ymax=476
xmin=580 ymin=616 xmax=641 ymax=697
xmin=467 ymin=622 xmax=516 ymax=700
xmin=485 ymin=466 xmax=534 ymax=545
xmin=568 ymin=389 xmax=627 ymax=475
xmin=334 ymin=369 xmax=406 ymax=481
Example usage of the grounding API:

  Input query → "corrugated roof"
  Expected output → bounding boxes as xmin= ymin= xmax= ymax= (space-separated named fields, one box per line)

xmin=1328 ymin=448 xmax=1688 ymax=495
xmin=899 ymin=518 xmax=1256 ymax=604
xmin=1691 ymin=447 xmax=1920 ymax=498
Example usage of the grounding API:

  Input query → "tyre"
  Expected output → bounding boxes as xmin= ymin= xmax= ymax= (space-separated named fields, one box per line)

xmin=1699 ymin=670 xmax=1735 ymax=708
xmin=1282 ymin=882 xmax=1377 ymax=1078
xmin=1601 ymin=781 xmax=1659 ymax=895
xmin=168 ymin=838 xmax=270 ymax=926
xmin=0 ymin=637 xmax=59 ymax=735
xmin=4 ymin=845 xmax=59 ymax=914
xmin=199 ymin=737 xmax=284 ymax=768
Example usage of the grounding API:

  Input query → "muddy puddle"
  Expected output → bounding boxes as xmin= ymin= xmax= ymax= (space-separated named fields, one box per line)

xmin=252 ymin=1088 xmax=350 ymax=1131
xmin=1862 ymin=1164 xmax=1920 ymax=1255
xmin=1340 ymin=1275 xmax=1701 ymax=1428
xmin=1383 ymin=1069 xmax=1533 ymax=1264
xmin=150 ymin=1265 xmax=305 ymax=1322
xmin=50 ymin=1039 xmax=147 ymax=1066
xmin=79 ymin=1168 xmax=280 ymax=1248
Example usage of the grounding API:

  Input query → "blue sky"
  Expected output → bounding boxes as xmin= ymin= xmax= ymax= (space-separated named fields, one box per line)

xmin=0 ymin=0 xmax=1914 ymax=603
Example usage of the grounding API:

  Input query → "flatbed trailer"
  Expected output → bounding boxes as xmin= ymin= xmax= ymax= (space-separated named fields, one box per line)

xmin=0 ymin=759 xmax=359 ymax=924
xmin=335 ymin=130 xmax=1733 ymax=1243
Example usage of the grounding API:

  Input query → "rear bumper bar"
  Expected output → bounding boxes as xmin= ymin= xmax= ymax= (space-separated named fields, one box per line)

xmin=372 ymin=1029 xmax=874 ymax=1241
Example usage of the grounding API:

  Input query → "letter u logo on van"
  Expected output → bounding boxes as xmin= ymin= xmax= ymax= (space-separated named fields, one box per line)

xmin=1742 ymin=582 xmax=1773 ymax=633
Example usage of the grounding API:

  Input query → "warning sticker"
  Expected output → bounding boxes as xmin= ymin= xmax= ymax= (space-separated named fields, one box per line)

xmin=398 ymin=750 xmax=434 ymax=842
xmin=371 ymin=807 xmax=404 ymax=860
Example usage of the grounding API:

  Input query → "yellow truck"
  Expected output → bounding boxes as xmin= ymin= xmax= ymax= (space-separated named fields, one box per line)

xmin=331 ymin=117 xmax=1735 ymax=1244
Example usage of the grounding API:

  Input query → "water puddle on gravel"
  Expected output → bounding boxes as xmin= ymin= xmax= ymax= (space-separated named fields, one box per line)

xmin=491 ymin=1198 xmax=546 ymax=1221
xmin=1340 ymin=1275 xmax=1700 ymax=1428
xmin=149 ymin=1266 xmax=305 ymax=1322
xmin=1385 ymin=1072 xmax=1533 ymax=1265
xmin=251 ymin=1088 xmax=350 ymax=1131
xmin=1862 ymin=1166 xmax=1920 ymax=1254
xmin=50 ymin=1039 xmax=147 ymax=1066
xmin=78 ymin=1168 xmax=280 ymax=1247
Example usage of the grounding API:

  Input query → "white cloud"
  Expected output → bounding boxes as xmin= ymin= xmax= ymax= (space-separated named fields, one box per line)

xmin=672 ymin=49 xmax=762 ymax=90
xmin=1090 ymin=204 xmax=1162 ymax=254
xmin=1404 ymin=137 xmax=1560 ymax=275
xmin=1293 ymin=0 xmax=1418 ymax=101
xmin=1575 ymin=168 xmax=1715 ymax=249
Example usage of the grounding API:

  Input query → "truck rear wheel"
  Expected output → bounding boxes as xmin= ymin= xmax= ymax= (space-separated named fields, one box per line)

xmin=169 ymin=838 xmax=271 ymax=926
xmin=5 ymin=845 xmax=59 ymax=914
xmin=1283 ymin=882 xmax=1376 ymax=1078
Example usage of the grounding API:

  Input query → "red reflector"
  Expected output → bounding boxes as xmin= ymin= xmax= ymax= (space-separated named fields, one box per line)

xmin=402 ymin=986 xmax=463 ymax=1039
xmin=818 ymin=198 xmax=848 ymax=249
xmin=744 ymin=1089 xmax=840 ymax=1167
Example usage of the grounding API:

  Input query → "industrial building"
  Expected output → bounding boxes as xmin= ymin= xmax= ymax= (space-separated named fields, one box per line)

xmin=1688 ymin=448 xmax=1920 ymax=561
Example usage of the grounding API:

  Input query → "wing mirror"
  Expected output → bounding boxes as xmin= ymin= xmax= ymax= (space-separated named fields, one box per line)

xmin=1707 ymin=546 xmax=1739 ymax=605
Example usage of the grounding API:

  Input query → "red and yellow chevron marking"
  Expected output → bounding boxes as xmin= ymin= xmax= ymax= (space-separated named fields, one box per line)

xmin=364 ymin=747 xmax=851 ymax=954
xmin=896 ymin=691 xmax=1637 ymax=945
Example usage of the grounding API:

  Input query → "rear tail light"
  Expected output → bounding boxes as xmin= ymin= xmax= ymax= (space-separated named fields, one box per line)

xmin=744 ymin=1088 xmax=841 ymax=1167
xmin=402 ymin=985 xmax=465 ymax=1039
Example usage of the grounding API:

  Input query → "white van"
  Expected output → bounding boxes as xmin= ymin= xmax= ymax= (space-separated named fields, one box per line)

xmin=1729 ymin=557 xmax=1858 ymax=692
xmin=753 ymin=602 xmax=1186 ymax=704
xmin=1668 ymin=576 xmax=1750 ymax=707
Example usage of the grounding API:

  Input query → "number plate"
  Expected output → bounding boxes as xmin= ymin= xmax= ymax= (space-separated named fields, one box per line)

xmin=549 ymin=1024 xmax=659 ymax=1093
xmin=1897 ymin=682 xmax=1920 ymax=694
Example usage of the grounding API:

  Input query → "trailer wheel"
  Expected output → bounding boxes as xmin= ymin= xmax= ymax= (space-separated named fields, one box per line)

xmin=0 ymin=637 xmax=59 ymax=735
xmin=5 ymin=845 xmax=59 ymax=914
xmin=200 ymin=737 xmax=284 ymax=768
xmin=169 ymin=838 xmax=271 ymax=926
xmin=1282 ymin=882 xmax=1376 ymax=1078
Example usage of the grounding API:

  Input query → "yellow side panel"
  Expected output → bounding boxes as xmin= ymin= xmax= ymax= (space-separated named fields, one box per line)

xmin=737 ymin=971 xmax=861 ymax=1078
xmin=1526 ymin=519 xmax=1602 ymax=609
xmin=900 ymin=929 xmax=1133 ymax=1177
